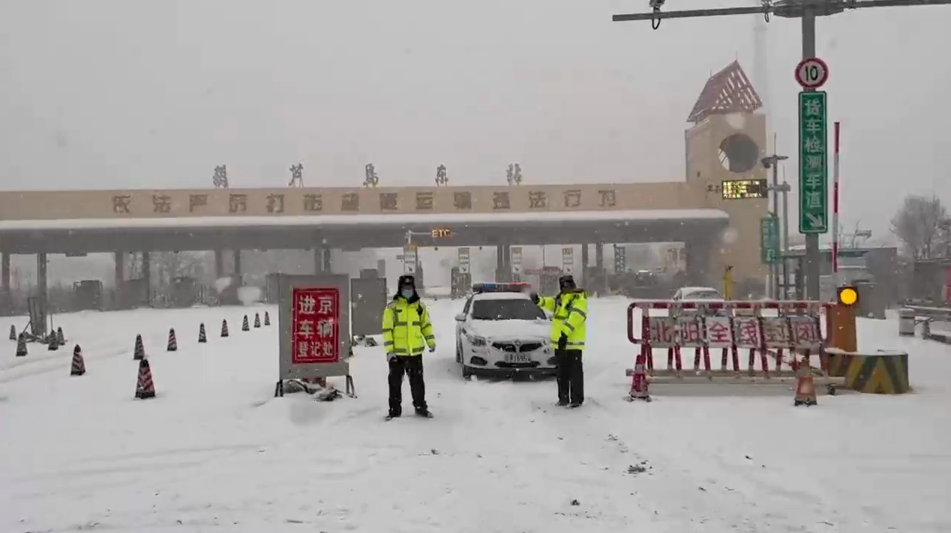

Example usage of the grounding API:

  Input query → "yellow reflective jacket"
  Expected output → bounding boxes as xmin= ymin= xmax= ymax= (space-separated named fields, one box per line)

xmin=537 ymin=290 xmax=587 ymax=351
xmin=381 ymin=297 xmax=435 ymax=357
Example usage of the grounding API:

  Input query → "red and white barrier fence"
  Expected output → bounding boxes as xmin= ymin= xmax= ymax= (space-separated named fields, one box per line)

xmin=625 ymin=300 xmax=844 ymax=391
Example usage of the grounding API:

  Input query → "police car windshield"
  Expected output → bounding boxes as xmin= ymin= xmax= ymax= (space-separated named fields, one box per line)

xmin=472 ymin=299 xmax=546 ymax=321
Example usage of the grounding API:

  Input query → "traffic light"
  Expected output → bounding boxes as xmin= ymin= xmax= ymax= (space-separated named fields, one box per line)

xmin=836 ymin=286 xmax=859 ymax=307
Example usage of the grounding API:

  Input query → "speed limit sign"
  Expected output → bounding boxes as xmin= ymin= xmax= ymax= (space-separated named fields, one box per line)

xmin=795 ymin=57 xmax=829 ymax=89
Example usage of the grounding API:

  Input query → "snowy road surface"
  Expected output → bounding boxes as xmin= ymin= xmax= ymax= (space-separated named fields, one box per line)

xmin=2 ymin=299 xmax=950 ymax=532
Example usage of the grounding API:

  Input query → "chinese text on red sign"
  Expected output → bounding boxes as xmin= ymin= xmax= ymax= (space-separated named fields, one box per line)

xmin=761 ymin=318 xmax=791 ymax=348
xmin=648 ymin=317 xmax=677 ymax=347
xmin=677 ymin=317 xmax=703 ymax=347
xmin=291 ymin=287 xmax=340 ymax=365
xmin=733 ymin=317 xmax=762 ymax=348
xmin=704 ymin=316 xmax=733 ymax=348
xmin=789 ymin=316 xmax=821 ymax=349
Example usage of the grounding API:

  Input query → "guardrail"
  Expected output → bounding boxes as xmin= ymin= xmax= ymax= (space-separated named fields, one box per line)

xmin=625 ymin=299 xmax=844 ymax=390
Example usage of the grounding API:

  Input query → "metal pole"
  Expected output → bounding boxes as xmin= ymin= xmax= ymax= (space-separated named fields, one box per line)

xmin=802 ymin=11 xmax=821 ymax=301
xmin=832 ymin=121 xmax=841 ymax=287
xmin=782 ymin=172 xmax=790 ymax=299
xmin=771 ymin=161 xmax=780 ymax=299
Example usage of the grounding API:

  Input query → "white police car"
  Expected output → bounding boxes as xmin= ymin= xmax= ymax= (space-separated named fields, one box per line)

xmin=454 ymin=282 xmax=555 ymax=379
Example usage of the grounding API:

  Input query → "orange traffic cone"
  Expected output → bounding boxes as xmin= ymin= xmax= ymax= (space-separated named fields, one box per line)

xmin=167 ymin=328 xmax=178 ymax=352
xmin=627 ymin=349 xmax=651 ymax=402
xmin=133 ymin=334 xmax=145 ymax=360
xmin=198 ymin=323 xmax=207 ymax=343
xmin=794 ymin=357 xmax=817 ymax=407
xmin=135 ymin=358 xmax=156 ymax=399
xmin=71 ymin=344 xmax=86 ymax=376
xmin=221 ymin=319 xmax=229 ymax=338
xmin=15 ymin=332 xmax=27 ymax=357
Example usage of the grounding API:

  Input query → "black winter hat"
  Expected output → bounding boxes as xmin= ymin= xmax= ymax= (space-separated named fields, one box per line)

xmin=398 ymin=275 xmax=416 ymax=289
xmin=559 ymin=275 xmax=576 ymax=291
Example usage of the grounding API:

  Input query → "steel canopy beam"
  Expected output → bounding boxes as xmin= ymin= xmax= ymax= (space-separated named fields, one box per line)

xmin=613 ymin=0 xmax=951 ymax=24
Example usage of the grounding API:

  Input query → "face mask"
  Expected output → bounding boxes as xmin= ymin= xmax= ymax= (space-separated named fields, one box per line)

xmin=400 ymin=289 xmax=414 ymax=299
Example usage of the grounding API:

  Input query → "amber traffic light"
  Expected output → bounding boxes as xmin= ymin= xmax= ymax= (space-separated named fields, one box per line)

xmin=837 ymin=286 xmax=859 ymax=306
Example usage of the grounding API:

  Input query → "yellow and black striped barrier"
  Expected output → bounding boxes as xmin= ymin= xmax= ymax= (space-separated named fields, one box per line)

xmin=826 ymin=349 xmax=910 ymax=394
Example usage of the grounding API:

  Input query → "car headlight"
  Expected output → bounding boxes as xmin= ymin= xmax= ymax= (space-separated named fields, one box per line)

xmin=468 ymin=335 xmax=487 ymax=347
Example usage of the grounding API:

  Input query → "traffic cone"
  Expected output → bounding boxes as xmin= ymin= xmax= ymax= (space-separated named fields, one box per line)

xmin=56 ymin=327 xmax=65 ymax=346
xmin=133 ymin=334 xmax=145 ymax=360
xmin=794 ymin=357 xmax=818 ymax=407
xmin=47 ymin=332 xmax=59 ymax=351
xmin=254 ymin=313 xmax=261 ymax=328
xmin=198 ymin=323 xmax=207 ymax=343
xmin=221 ymin=319 xmax=229 ymax=338
xmin=71 ymin=344 xmax=86 ymax=376
xmin=264 ymin=312 xmax=270 ymax=326
xmin=167 ymin=328 xmax=177 ymax=352
xmin=9 ymin=325 xmax=16 ymax=340
xmin=135 ymin=358 xmax=156 ymax=399
xmin=15 ymin=332 xmax=27 ymax=357
xmin=628 ymin=349 xmax=651 ymax=402
xmin=242 ymin=315 xmax=250 ymax=332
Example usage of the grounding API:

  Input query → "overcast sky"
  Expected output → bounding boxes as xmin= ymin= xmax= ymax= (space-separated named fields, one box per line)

xmin=2 ymin=0 xmax=950 ymax=243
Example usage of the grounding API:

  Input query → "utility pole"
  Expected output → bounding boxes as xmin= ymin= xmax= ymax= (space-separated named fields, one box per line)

xmin=613 ymin=0 xmax=951 ymax=300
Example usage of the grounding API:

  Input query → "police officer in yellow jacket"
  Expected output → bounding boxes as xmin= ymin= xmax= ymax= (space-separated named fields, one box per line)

xmin=531 ymin=275 xmax=587 ymax=407
xmin=382 ymin=275 xmax=435 ymax=418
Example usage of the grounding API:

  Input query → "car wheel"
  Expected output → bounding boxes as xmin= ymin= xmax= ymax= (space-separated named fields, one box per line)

xmin=462 ymin=365 xmax=472 ymax=380
xmin=455 ymin=341 xmax=463 ymax=364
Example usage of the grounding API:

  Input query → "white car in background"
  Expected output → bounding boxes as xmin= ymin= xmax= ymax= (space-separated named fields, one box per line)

xmin=454 ymin=284 xmax=554 ymax=379
xmin=672 ymin=286 xmax=724 ymax=301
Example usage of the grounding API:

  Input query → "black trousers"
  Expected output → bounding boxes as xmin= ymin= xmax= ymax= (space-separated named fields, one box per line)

xmin=555 ymin=349 xmax=584 ymax=405
xmin=388 ymin=356 xmax=426 ymax=414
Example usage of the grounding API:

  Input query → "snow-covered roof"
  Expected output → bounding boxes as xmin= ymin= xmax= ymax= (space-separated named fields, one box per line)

xmin=0 ymin=209 xmax=729 ymax=232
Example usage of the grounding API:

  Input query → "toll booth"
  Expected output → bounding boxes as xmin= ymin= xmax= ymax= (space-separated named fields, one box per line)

xmin=537 ymin=266 xmax=562 ymax=296
xmin=169 ymin=276 xmax=200 ymax=308
xmin=450 ymin=267 xmax=472 ymax=299
xmin=72 ymin=280 xmax=103 ymax=311
xmin=116 ymin=278 xmax=150 ymax=310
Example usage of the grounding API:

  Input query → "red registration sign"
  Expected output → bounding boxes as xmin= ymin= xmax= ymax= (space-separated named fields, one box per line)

xmin=291 ymin=287 xmax=340 ymax=365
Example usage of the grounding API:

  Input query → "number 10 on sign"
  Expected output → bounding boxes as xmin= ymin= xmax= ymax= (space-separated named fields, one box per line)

xmin=799 ymin=91 xmax=828 ymax=234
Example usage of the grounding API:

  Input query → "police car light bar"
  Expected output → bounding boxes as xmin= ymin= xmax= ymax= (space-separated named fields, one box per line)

xmin=472 ymin=282 xmax=532 ymax=293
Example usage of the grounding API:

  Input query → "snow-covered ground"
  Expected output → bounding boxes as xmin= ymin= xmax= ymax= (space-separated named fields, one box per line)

xmin=1 ymin=299 xmax=950 ymax=532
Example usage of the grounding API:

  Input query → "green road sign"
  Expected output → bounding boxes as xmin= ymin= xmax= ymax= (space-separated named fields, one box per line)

xmin=798 ymin=91 xmax=828 ymax=234
xmin=761 ymin=214 xmax=780 ymax=264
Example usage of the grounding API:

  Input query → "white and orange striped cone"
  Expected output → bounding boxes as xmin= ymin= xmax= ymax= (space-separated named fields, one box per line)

xmin=47 ymin=332 xmax=59 ymax=351
xmin=242 ymin=315 xmax=250 ymax=332
xmin=135 ymin=358 xmax=156 ymax=399
xmin=221 ymin=319 xmax=229 ymax=338
xmin=71 ymin=344 xmax=86 ymax=376
xmin=133 ymin=334 xmax=145 ymax=360
xmin=198 ymin=323 xmax=207 ymax=343
xmin=254 ymin=313 xmax=261 ymax=328
xmin=15 ymin=332 xmax=27 ymax=357
xmin=9 ymin=325 xmax=16 ymax=341
xmin=167 ymin=328 xmax=177 ymax=352
xmin=794 ymin=357 xmax=817 ymax=407
xmin=627 ymin=349 xmax=651 ymax=402
xmin=264 ymin=312 xmax=270 ymax=326
xmin=56 ymin=327 xmax=66 ymax=346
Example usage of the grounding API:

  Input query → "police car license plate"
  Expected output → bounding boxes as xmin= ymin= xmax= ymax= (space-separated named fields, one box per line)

xmin=504 ymin=353 xmax=531 ymax=364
